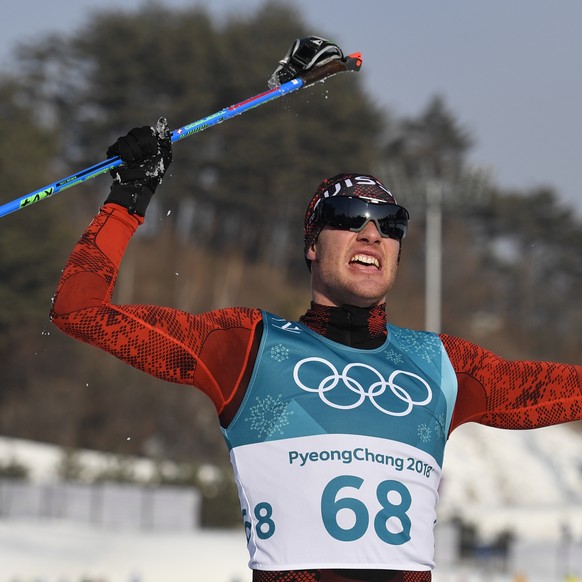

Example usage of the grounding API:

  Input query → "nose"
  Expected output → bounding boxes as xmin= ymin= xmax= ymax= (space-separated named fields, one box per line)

xmin=356 ymin=219 xmax=382 ymax=242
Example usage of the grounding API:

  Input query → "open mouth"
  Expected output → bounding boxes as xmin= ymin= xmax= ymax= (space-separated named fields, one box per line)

xmin=350 ymin=254 xmax=380 ymax=269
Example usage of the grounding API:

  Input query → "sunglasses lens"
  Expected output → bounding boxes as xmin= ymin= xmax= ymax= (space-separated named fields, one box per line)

xmin=319 ymin=197 xmax=409 ymax=240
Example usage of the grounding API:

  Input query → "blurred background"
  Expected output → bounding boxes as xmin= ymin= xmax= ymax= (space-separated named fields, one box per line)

xmin=0 ymin=1 xmax=581 ymax=581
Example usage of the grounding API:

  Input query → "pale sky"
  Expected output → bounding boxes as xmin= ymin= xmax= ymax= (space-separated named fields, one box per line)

xmin=2 ymin=0 xmax=581 ymax=212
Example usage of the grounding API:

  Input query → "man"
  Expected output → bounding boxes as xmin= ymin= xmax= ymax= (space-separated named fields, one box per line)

xmin=51 ymin=121 xmax=582 ymax=582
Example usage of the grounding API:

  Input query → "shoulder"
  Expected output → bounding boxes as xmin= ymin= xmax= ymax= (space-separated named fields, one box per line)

xmin=198 ymin=307 xmax=264 ymax=330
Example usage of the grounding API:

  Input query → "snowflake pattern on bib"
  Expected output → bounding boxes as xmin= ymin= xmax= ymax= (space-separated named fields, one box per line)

xmin=391 ymin=327 xmax=441 ymax=363
xmin=245 ymin=394 xmax=295 ymax=439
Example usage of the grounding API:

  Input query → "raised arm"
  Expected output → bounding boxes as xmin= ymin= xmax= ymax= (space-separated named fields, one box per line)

xmin=50 ymin=121 xmax=262 ymax=414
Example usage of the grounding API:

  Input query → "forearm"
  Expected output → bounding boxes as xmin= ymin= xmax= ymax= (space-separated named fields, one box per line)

xmin=52 ymin=117 xmax=171 ymax=315
xmin=442 ymin=334 xmax=582 ymax=432
xmin=51 ymin=204 xmax=141 ymax=316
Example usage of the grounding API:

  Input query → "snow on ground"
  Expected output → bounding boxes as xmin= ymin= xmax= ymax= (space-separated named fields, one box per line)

xmin=0 ymin=519 xmax=250 ymax=582
xmin=0 ymin=438 xmax=168 ymax=484
xmin=438 ymin=422 xmax=582 ymax=541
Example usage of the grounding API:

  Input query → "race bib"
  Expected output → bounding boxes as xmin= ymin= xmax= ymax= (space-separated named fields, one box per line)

xmin=231 ymin=433 xmax=440 ymax=571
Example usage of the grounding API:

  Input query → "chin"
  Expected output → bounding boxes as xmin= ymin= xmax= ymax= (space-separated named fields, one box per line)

xmin=352 ymin=285 xmax=390 ymax=305
xmin=340 ymin=291 xmax=386 ymax=308
xmin=353 ymin=298 xmax=384 ymax=308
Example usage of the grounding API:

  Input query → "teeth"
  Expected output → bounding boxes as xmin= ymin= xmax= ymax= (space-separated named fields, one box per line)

xmin=351 ymin=254 xmax=380 ymax=268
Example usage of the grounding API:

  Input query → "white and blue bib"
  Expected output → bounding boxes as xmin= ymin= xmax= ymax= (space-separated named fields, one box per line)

xmin=222 ymin=311 xmax=458 ymax=572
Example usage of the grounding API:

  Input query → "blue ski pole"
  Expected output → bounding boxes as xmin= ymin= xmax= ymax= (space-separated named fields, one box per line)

xmin=0 ymin=41 xmax=361 ymax=219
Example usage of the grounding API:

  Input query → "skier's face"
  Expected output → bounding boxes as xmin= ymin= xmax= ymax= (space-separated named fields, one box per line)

xmin=306 ymin=221 xmax=400 ymax=308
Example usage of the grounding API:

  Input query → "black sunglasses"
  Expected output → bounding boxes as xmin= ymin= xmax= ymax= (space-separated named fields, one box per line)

xmin=315 ymin=196 xmax=409 ymax=241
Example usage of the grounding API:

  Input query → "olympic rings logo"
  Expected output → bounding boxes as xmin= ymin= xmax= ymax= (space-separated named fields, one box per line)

xmin=293 ymin=357 xmax=432 ymax=416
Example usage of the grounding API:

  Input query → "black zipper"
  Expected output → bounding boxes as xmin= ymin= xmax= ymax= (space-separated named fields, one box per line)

xmin=344 ymin=308 xmax=353 ymax=346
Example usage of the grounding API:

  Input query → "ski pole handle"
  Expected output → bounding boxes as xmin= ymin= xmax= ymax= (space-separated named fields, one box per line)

xmin=0 ymin=52 xmax=361 ymax=219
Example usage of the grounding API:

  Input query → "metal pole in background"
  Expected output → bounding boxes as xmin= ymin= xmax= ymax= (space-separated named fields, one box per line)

xmin=425 ymin=180 xmax=442 ymax=333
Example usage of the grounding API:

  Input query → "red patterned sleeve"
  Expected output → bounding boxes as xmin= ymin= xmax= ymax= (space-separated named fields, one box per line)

xmin=440 ymin=333 xmax=582 ymax=434
xmin=50 ymin=204 xmax=263 ymax=414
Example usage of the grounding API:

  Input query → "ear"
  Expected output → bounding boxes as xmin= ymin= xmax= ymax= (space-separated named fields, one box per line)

xmin=306 ymin=241 xmax=317 ymax=262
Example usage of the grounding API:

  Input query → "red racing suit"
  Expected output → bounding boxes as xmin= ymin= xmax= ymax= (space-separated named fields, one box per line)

xmin=50 ymin=204 xmax=582 ymax=582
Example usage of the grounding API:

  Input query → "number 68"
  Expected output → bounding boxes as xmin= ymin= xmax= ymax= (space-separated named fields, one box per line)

xmin=321 ymin=475 xmax=412 ymax=545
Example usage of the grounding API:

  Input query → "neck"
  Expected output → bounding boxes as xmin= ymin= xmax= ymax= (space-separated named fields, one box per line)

xmin=299 ymin=302 xmax=387 ymax=349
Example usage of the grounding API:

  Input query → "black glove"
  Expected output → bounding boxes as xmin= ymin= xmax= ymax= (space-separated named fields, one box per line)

xmin=269 ymin=36 xmax=344 ymax=86
xmin=104 ymin=117 xmax=172 ymax=216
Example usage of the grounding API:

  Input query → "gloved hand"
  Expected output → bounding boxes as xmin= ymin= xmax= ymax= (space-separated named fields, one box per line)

xmin=104 ymin=117 xmax=172 ymax=216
